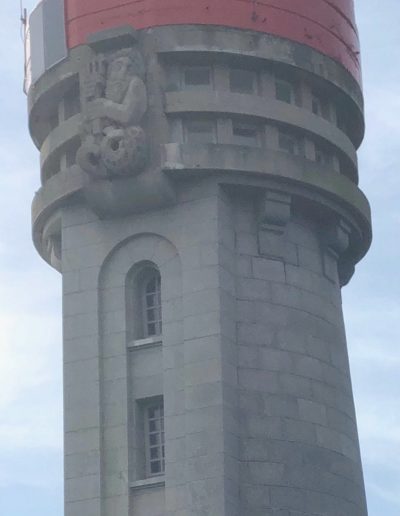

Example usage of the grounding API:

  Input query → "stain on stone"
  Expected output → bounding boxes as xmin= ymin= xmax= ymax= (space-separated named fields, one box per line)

xmin=251 ymin=12 xmax=259 ymax=23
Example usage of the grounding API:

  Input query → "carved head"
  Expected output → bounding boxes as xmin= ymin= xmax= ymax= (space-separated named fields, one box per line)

xmin=105 ymin=49 xmax=145 ymax=103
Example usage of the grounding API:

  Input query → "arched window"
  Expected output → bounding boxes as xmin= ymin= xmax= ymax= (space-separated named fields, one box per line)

xmin=126 ymin=262 xmax=163 ymax=342
xmin=142 ymin=269 xmax=162 ymax=338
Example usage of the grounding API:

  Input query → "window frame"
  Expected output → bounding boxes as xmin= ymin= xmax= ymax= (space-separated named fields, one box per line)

xmin=144 ymin=398 xmax=165 ymax=478
xmin=275 ymin=78 xmax=294 ymax=104
xmin=278 ymin=129 xmax=301 ymax=156
xmin=141 ymin=268 xmax=162 ymax=339
xmin=126 ymin=262 xmax=163 ymax=342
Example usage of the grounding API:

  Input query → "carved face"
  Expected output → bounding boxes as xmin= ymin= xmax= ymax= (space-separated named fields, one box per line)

xmin=105 ymin=57 xmax=133 ymax=103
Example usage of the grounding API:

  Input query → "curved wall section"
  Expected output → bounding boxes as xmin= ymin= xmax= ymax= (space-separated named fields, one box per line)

xmin=65 ymin=0 xmax=361 ymax=82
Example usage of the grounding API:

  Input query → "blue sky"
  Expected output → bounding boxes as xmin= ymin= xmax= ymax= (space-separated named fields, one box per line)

xmin=0 ymin=1 xmax=399 ymax=515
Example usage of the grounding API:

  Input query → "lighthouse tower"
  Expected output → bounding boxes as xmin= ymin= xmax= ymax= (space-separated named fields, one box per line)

xmin=26 ymin=1 xmax=371 ymax=515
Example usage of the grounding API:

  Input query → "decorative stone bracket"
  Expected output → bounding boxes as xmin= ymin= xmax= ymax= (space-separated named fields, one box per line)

xmin=322 ymin=219 xmax=352 ymax=284
xmin=259 ymin=190 xmax=292 ymax=234
xmin=258 ymin=191 xmax=297 ymax=265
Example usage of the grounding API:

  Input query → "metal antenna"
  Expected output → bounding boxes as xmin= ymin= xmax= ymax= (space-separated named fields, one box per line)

xmin=20 ymin=1 xmax=27 ymax=42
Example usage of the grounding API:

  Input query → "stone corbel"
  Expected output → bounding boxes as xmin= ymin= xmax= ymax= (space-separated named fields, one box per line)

xmin=259 ymin=190 xmax=292 ymax=234
xmin=322 ymin=219 xmax=352 ymax=283
xmin=42 ymin=213 xmax=62 ymax=272
xmin=258 ymin=191 xmax=297 ymax=264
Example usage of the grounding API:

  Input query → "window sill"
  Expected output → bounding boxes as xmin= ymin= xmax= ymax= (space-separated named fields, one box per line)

xmin=127 ymin=336 xmax=162 ymax=350
xmin=130 ymin=476 xmax=165 ymax=491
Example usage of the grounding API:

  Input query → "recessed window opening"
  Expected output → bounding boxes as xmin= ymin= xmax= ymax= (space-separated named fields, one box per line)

xmin=229 ymin=69 xmax=256 ymax=94
xmin=143 ymin=270 xmax=162 ymax=338
xmin=336 ymin=109 xmax=348 ymax=134
xmin=65 ymin=147 xmax=76 ymax=168
xmin=64 ymin=84 xmax=81 ymax=120
xmin=184 ymin=120 xmax=216 ymax=144
xmin=48 ymin=109 xmax=59 ymax=132
xmin=145 ymin=400 xmax=165 ymax=476
xmin=312 ymin=95 xmax=322 ymax=116
xmin=315 ymin=144 xmax=333 ymax=167
xmin=183 ymin=67 xmax=211 ymax=88
xmin=232 ymin=121 xmax=260 ymax=147
xmin=275 ymin=79 xmax=293 ymax=104
xmin=312 ymin=92 xmax=330 ymax=120
xmin=279 ymin=130 xmax=299 ymax=155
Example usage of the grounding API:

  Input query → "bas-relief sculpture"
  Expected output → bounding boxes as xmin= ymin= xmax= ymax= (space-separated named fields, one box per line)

xmin=77 ymin=48 xmax=148 ymax=179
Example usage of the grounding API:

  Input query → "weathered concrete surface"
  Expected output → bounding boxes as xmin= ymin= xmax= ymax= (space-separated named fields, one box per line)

xmin=28 ymin=21 xmax=370 ymax=516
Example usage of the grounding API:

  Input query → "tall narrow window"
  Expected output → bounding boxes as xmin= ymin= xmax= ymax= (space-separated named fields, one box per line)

xmin=279 ymin=130 xmax=300 ymax=155
xmin=145 ymin=400 xmax=165 ymax=476
xmin=64 ymin=83 xmax=81 ymax=120
xmin=275 ymin=79 xmax=294 ymax=104
xmin=312 ymin=91 xmax=330 ymax=120
xmin=143 ymin=270 xmax=162 ymax=337
xmin=315 ymin=144 xmax=333 ymax=167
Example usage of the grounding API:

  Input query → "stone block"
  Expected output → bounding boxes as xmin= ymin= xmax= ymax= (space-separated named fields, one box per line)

xmin=65 ymin=474 xmax=101 ymax=502
xmin=184 ymin=359 xmax=222 ymax=387
xmin=64 ymin=335 xmax=99 ymax=363
xmin=183 ymin=288 xmax=221 ymax=317
xmin=270 ymin=487 xmax=306 ymax=511
xmin=259 ymin=349 xmax=294 ymax=373
xmin=283 ymin=419 xmax=317 ymax=445
xmin=65 ymin=428 xmax=100 ymax=455
xmin=236 ymin=254 xmax=252 ymax=277
xmin=236 ymin=231 xmax=258 ymax=255
xmin=297 ymin=245 xmax=322 ymax=274
xmin=65 ymin=498 xmax=101 ymax=516
xmin=238 ymin=369 xmax=279 ymax=393
xmin=294 ymin=355 xmax=324 ymax=382
xmin=183 ymin=335 xmax=221 ymax=364
xmin=64 ymin=312 xmax=98 ymax=340
xmin=252 ymin=257 xmax=286 ymax=282
xmin=130 ymin=347 xmax=162 ymax=379
xmin=238 ymin=345 xmax=260 ymax=368
xmin=298 ymin=399 xmax=327 ymax=426
xmin=183 ymin=310 xmax=221 ymax=340
xmin=65 ymin=450 xmax=101 ymax=479
xmin=240 ymin=461 xmax=285 ymax=485
xmin=263 ymin=394 xmax=299 ymax=419
xmin=103 ymin=355 xmax=126 ymax=381
xmin=237 ymin=277 xmax=271 ymax=301
xmin=278 ymin=373 xmax=312 ymax=399
xmin=240 ymin=414 xmax=283 ymax=440
xmin=258 ymin=231 xmax=299 ymax=266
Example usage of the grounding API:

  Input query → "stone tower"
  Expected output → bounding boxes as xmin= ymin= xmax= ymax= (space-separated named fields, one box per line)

xmin=26 ymin=1 xmax=371 ymax=515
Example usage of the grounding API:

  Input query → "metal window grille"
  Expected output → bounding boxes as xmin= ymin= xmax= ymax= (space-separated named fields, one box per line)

xmin=143 ymin=272 xmax=162 ymax=337
xmin=145 ymin=402 xmax=165 ymax=476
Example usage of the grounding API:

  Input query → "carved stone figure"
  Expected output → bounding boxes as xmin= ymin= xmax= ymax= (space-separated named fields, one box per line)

xmin=77 ymin=48 xmax=148 ymax=179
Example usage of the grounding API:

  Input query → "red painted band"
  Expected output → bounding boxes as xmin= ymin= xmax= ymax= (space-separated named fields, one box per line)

xmin=65 ymin=0 xmax=361 ymax=83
